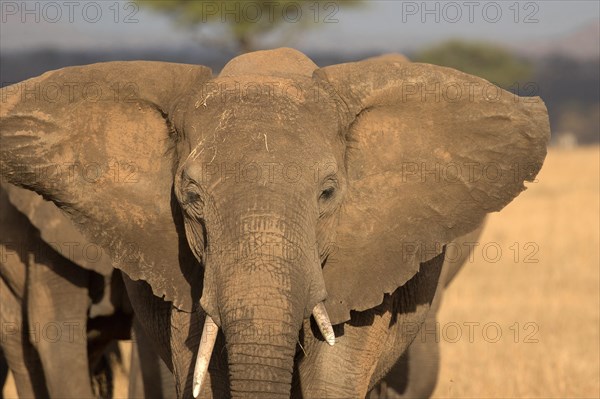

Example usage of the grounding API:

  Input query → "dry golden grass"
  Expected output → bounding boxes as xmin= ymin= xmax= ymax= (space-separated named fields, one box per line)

xmin=432 ymin=147 xmax=600 ymax=399
xmin=4 ymin=147 xmax=599 ymax=398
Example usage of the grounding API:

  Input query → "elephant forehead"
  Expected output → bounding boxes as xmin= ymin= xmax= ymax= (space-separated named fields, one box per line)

xmin=180 ymin=105 xmax=340 ymax=193
xmin=193 ymin=76 xmax=323 ymax=106
xmin=185 ymin=101 xmax=336 ymax=160
xmin=182 ymin=120 xmax=332 ymax=184
xmin=183 ymin=75 xmax=340 ymax=143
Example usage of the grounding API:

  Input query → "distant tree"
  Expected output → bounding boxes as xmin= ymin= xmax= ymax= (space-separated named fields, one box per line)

xmin=136 ymin=0 xmax=364 ymax=53
xmin=415 ymin=40 xmax=533 ymax=88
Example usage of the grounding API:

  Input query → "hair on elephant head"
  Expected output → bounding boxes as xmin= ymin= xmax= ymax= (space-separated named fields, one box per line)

xmin=0 ymin=48 xmax=549 ymax=398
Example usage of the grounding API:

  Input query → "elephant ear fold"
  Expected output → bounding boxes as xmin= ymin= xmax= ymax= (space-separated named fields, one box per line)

xmin=314 ymin=58 xmax=550 ymax=324
xmin=3 ymin=183 xmax=113 ymax=276
xmin=1 ymin=62 xmax=212 ymax=312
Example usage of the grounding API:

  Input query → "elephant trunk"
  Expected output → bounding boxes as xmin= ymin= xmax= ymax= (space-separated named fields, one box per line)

xmin=223 ymin=284 xmax=300 ymax=398
xmin=217 ymin=226 xmax=307 ymax=398
xmin=188 ymin=186 xmax=328 ymax=397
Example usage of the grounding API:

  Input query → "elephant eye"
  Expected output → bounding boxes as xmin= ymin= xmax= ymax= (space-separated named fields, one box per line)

xmin=319 ymin=174 xmax=339 ymax=204
xmin=318 ymin=176 xmax=340 ymax=218
xmin=320 ymin=187 xmax=335 ymax=201
xmin=186 ymin=191 xmax=201 ymax=204
xmin=181 ymin=189 xmax=204 ymax=219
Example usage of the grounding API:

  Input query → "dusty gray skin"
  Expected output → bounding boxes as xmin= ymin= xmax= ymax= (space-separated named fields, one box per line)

xmin=0 ymin=48 xmax=550 ymax=398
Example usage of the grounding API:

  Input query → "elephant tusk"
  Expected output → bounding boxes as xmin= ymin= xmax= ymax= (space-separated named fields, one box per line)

xmin=192 ymin=315 xmax=218 ymax=398
xmin=312 ymin=302 xmax=336 ymax=346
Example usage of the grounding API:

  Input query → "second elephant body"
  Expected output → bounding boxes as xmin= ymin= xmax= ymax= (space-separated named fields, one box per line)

xmin=0 ymin=184 xmax=132 ymax=398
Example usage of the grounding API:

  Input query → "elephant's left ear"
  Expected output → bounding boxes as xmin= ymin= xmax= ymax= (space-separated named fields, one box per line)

xmin=314 ymin=56 xmax=550 ymax=324
xmin=1 ymin=62 xmax=212 ymax=312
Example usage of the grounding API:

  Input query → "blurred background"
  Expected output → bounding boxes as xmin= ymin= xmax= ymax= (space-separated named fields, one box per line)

xmin=1 ymin=1 xmax=598 ymax=398
xmin=2 ymin=0 xmax=599 ymax=146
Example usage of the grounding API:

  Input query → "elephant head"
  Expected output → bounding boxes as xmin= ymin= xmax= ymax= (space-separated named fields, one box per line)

xmin=0 ymin=48 xmax=549 ymax=398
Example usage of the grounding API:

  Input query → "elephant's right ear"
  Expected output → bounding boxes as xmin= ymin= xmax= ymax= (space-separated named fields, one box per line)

xmin=314 ymin=56 xmax=550 ymax=324
xmin=1 ymin=62 xmax=212 ymax=311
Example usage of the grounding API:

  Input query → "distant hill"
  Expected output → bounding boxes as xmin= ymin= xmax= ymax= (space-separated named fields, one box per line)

xmin=0 ymin=48 xmax=230 ymax=85
xmin=1 ymin=47 xmax=598 ymax=144
xmin=0 ymin=48 xmax=382 ymax=85
xmin=511 ymin=21 xmax=600 ymax=60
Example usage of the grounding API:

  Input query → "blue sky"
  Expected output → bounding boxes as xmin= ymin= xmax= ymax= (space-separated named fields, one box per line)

xmin=1 ymin=1 xmax=598 ymax=53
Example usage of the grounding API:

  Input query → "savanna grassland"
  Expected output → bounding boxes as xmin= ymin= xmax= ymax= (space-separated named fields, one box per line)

xmin=432 ymin=146 xmax=600 ymax=399
xmin=3 ymin=147 xmax=599 ymax=398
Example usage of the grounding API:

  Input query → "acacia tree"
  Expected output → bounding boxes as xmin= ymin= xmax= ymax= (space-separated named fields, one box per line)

xmin=136 ymin=0 xmax=362 ymax=53
xmin=415 ymin=40 xmax=533 ymax=89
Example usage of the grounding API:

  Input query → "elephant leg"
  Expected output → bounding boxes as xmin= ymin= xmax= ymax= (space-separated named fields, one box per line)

xmin=88 ymin=270 xmax=133 ymax=375
xmin=369 ymin=228 xmax=486 ymax=398
xmin=128 ymin=335 xmax=145 ymax=399
xmin=122 ymin=276 xmax=228 ymax=399
xmin=121 ymin=277 xmax=174 ymax=373
xmin=0 ymin=275 xmax=49 ymax=398
xmin=170 ymin=308 xmax=229 ymax=399
xmin=91 ymin=349 xmax=114 ymax=399
xmin=295 ymin=296 xmax=396 ymax=398
xmin=129 ymin=317 xmax=177 ymax=399
xmin=87 ymin=312 xmax=133 ymax=372
xmin=1 ymin=210 xmax=47 ymax=398
xmin=26 ymin=253 xmax=94 ymax=399
xmin=367 ymin=314 xmax=440 ymax=399
xmin=296 ymin=253 xmax=444 ymax=399
xmin=368 ymin=243 xmax=464 ymax=399
xmin=122 ymin=277 xmax=184 ymax=397
xmin=0 ymin=350 xmax=8 ymax=399
xmin=297 ymin=293 xmax=416 ymax=398
xmin=401 ymin=318 xmax=440 ymax=398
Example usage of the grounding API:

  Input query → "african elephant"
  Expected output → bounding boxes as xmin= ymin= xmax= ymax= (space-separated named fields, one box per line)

xmin=0 ymin=183 xmax=132 ymax=398
xmin=0 ymin=48 xmax=550 ymax=398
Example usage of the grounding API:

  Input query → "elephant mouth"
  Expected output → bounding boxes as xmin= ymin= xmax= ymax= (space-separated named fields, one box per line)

xmin=191 ymin=303 xmax=335 ymax=398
